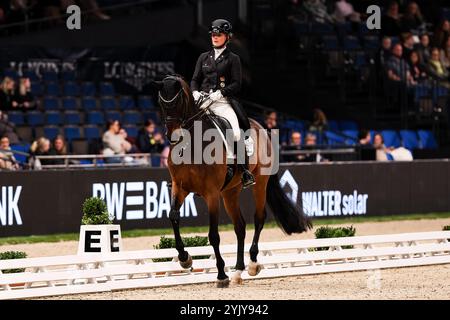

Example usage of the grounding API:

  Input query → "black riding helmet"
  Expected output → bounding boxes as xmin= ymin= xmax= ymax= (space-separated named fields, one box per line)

xmin=209 ymin=19 xmax=233 ymax=36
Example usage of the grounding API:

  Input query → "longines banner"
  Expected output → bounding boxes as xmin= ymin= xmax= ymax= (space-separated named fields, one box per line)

xmin=0 ymin=161 xmax=450 ymax=237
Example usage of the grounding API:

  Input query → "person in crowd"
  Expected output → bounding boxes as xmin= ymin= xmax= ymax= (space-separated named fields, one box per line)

xmin=433 ymin=19 xmax=450 ymax=49
xmin=378 ymin=36 xmax=392 ymax=68
xmin=13 ymin=77 xmax=35 ymax=110
xmin=263 ymin=111 xmax=278 ymax=130
xmin=283 ymin=131 xmax=305 ymax=162
xmin=0 ymin=111 xmax=20 ymax=144
xmin=48 ymin=135 xmax=67 ymax=165
xmin=136 ymin=119 xmax=165 ymax=154
xmin=408 ymin=50 xmax=428 ymax=82
xmin=400 ymin=1 xmax=425 ymax=32
xmin=416 ymin=33 xmax=431 ymax=63
xmin=358 ymin=129 xmax=372 ymax=146
xmin=373 ymin=132 xmax=390 ymax=161
xmin=160 ymin=145 xmax=170 ymax=168
xmin=381 ymin=1 xmax=402 ymax=37
xmin=0 ymin=136 xmax=19 ymax=170
xmin=102 ymin=120 xmax=132 ymax=163
xmin=373 ymin=132 xmax=413 ymax=161
xmin=119 ymin=128 xmax=138 ymax=153
xmin=308 ymin=108 xmax=328 ymax=132
xmin=385 ymin=44 xmax=416 ymax=85
xmin=401 ymin=32 xmax=415 ymax=61
xmin=426 ymin=47 xmax=449 ymax=82
xmin=333 ymin=0 xmax=361 ymax=24
xmin=0 ymin=76 xmax=17 ymax=111
xmin=29 ymin=137 xmax=52 ymax=167
xmin=302 ymin=0 xmax=334 ymax=24
xmin=440 ymin=35 xmax=450 ymax=71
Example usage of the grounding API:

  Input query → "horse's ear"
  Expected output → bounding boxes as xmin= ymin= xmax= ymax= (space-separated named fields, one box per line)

xmin=150 ymin=80 xmax=163 ymax=90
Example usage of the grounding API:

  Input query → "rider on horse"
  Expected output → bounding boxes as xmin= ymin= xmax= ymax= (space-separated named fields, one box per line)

xmin=191 ymin=18 xmax=256 ymax=189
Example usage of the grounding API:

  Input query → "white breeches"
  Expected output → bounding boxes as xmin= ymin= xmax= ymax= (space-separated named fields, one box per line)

xmin=205 ymin=98 xmax=241 ymax=141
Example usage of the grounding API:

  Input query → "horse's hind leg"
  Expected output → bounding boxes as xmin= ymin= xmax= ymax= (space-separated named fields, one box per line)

xmin=169 ymin=182 xmax=191 ymax=268
xmin=248 ymin=175 xmax=268 ymax=276
xmin=206 ymin=193 xmax=229 ymax=287
xmin=222 ymin=186 xmax=246 ymax=285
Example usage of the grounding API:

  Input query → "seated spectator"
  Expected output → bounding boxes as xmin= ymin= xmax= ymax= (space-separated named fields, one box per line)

xmin=160 ymin=145 xmax=170 ymax=168
xmin=333 ymin=0 xmax=361 ymax=23
xmin=303 ymin=133 xmax=326 ymax=162
xmin=426 ymin=47 xmax=449 ymax=81
xmin=0 ymin=111 xmax=20 ymax=144
xmin=48 ymin=135 xmax=67 ymax=165
xmin=283 ymin=131 xmax=305 ymax=162
xmin=0 ymin=136 xmax=19 ymax=170
xmin=136 ymin=120 xmax=165 ymax=154
xmin=440 ymin=35 xmax=450 ymax=70
xmin=433 ymin=19 xmax=450 ymax=49
xmin=385 ymin=44 xmax=415 ymax=85
xmin=302 ymin=0 xmax=334 ymax=24
xmin=373 ymin=132 xmax=413 ymax=161
xmin=102 ymin=120 xmax=132 ymax=163
xmin=358 ymin=129 xmax=372 ymax=146
xmin=378 ymin=36 xmax=392 ymax=68
xmin=119 ymin=128 xmax=138 ymax=153
xmin=309 ymin=108 xmax=328 ymax=132
xmin=29 ymin=137 xmax=52 ymax=168
xmin=416 ymin=33 xmax=431 ymax=63
xmin=381 ymin=1 xmax=402 ymax=37
xmin=0 ymin=77 xmax=16 ymax=111
xmin=263 ymin=111 xmax=279 ymax=137
xmin=13 ymin=77 xmax=35 ymax=110
xmin=408 ymin=50 xmax=428 ymax=82
xmin=400 ymin=1 xmax=425 ymax=32
xmin=401 ymin=32 xmax=415 ymax=61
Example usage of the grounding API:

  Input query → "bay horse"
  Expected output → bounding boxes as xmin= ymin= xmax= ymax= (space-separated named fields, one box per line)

xmin=152 ymin=75 xmax=312 ymax=287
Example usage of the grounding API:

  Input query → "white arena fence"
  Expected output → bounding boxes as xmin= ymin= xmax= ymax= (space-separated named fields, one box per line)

xmin=0 ymin=231 xmax=449 ymax=300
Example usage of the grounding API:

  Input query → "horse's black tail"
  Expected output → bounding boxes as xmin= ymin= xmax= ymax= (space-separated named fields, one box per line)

xmin=266 ymin=173 xmax=313 ymax=235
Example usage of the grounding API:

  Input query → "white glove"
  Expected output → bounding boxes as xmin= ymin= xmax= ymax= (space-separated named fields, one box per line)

xmin=192 ymin=91 xmax=201 ymax=101
xmin=209 ymin=90 xmax=223 ymax=102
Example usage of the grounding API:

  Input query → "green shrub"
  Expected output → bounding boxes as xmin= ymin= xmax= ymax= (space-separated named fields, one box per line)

xmin=81 ymin=197 xmax=113 ymax=225
xmin=0 ymin=251 xmax=27 ymax=273
xmin=443 ymin=225 xmax=450 ymax=231
xmin=314 ymin=226 xmax=356 ymax=251
xmin=153 ymin=236 xmax=209 ymax=262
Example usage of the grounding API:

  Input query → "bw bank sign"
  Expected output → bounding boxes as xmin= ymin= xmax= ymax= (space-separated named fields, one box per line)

xmin=0 ymin=186 xmax=23 ymax=226
xmin=92 ymin=181 xmax=197 ymax=221
xmin=280 ymin=170 xmax=369 ymax=217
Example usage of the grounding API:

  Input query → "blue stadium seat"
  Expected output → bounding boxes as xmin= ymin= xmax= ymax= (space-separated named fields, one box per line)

xmin=324 ymin=130 xmax=346 ymax=146
xmin=82 ymin=97 xmax=97 ymax=110
xmin=100 ymin=97 xmax=117 ymax=110
xmin=342 ymin=130 xmax=359 ymax=144
xmin=42 ymin=71 xmax=58 ymax=82
xmin=61 ymin=71 xmax=76 ymax=82
xmin=417 ymin=130 xmax=438 ymax=149
xmin=46 ymin=111 xmax=63 ymax=125
xmin=10 ymin=144 xmax=30 ymax=164
xmin=327 ymin=120 xmax=339 ymax=132
xmin=64 ymin=126 xmax=82 ymax=141
xmin=363 ymin=36 xmax=380 ymax=50
xmin=87 ymin=111 xmax=105 ymax=125
xmin=322 ymin=36 xmax=339 ymax=50
xmin=46 ymin=82 xmax=60 ymax=96
xmin=119 ymin=96 xmax=135 ymax=110
xmin=343 ymin=36 xmax=362 ymax=50
xmin=99 ymin=82 xmax=115 ymax=96
xmin=338 ymin=120 xmax=358 ymax=131
xmin=311 ymin=22 xmax=334 ymax=34
xmin=43 ymin=97 xmax=60 ymax=110
xmin=123 ymin=111 xmax=142 ymax=125
xmin=63 ymin=82 xmax=80 ymax=96
xmin=43 ymin=126 xmax=60 ymax=140
xmin=81 ymin=82 xmax=96 ymax=96
xmin=31 ymin=83 xmax=44 ymax=96
xmin=138 ymin=96 xmax=155 ymax=109
xmin=64 ymin=111 xmax=82 ymax=125
xmin=381 ymin=130 xmax=401 ymax=148
xmin=143 ymin=111 xmax=160 ymax=123
xmin=62 ymin=97 xmax=78 ymax=110
xmin=83 ymin=125 xmax=101 ymax=140
xmin=27 ymin=111 xmax=45 ymax=127
xmin=123 ymin=125 xmax=138 ymax=138
xmin=353 ymin=53 xmax=367 ymax=69
xmin=3 ymin=69 xmax=18 ymax=80
xmin=399 ymin=130 xmax=419 ymax=150
xmin=105 ymin=111 xmax=122 ymax=122
xmin=22 ymin=70 xmax=39 ymax=81
xmin=7 ymin=111 xmax=25 ymax=126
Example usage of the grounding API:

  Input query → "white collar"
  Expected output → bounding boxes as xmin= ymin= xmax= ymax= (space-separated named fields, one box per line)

xmin=214 ymin=46 xmax=226 ymax=60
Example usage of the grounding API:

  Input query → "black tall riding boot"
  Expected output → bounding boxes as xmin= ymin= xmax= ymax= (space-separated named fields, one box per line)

xmin=240 ymin=153 xmax=256 ymax=189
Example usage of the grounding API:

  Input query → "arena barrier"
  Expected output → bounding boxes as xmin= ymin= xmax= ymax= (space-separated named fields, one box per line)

xmin=0 ymin=231 xmax=449 ymax=300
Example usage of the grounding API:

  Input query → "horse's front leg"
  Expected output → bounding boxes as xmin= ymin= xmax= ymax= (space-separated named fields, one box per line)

xmin=169 ymin=181 xmax=191 ymax=268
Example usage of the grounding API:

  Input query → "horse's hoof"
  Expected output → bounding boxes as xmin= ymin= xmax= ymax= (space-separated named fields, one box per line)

xmin=216 ymin=278 xmax=230 ymax=288
xmin=231 ymin=270 xmax=243 ymax=285
xmin=179 ymin=254 xmax=192 ymax=269
xmin=247 ymin=261 xmax=261 ymax=276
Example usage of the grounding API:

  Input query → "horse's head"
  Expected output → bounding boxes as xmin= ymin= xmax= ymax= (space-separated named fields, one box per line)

xmin=152 ymin=75 xmax=195 ymax=141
